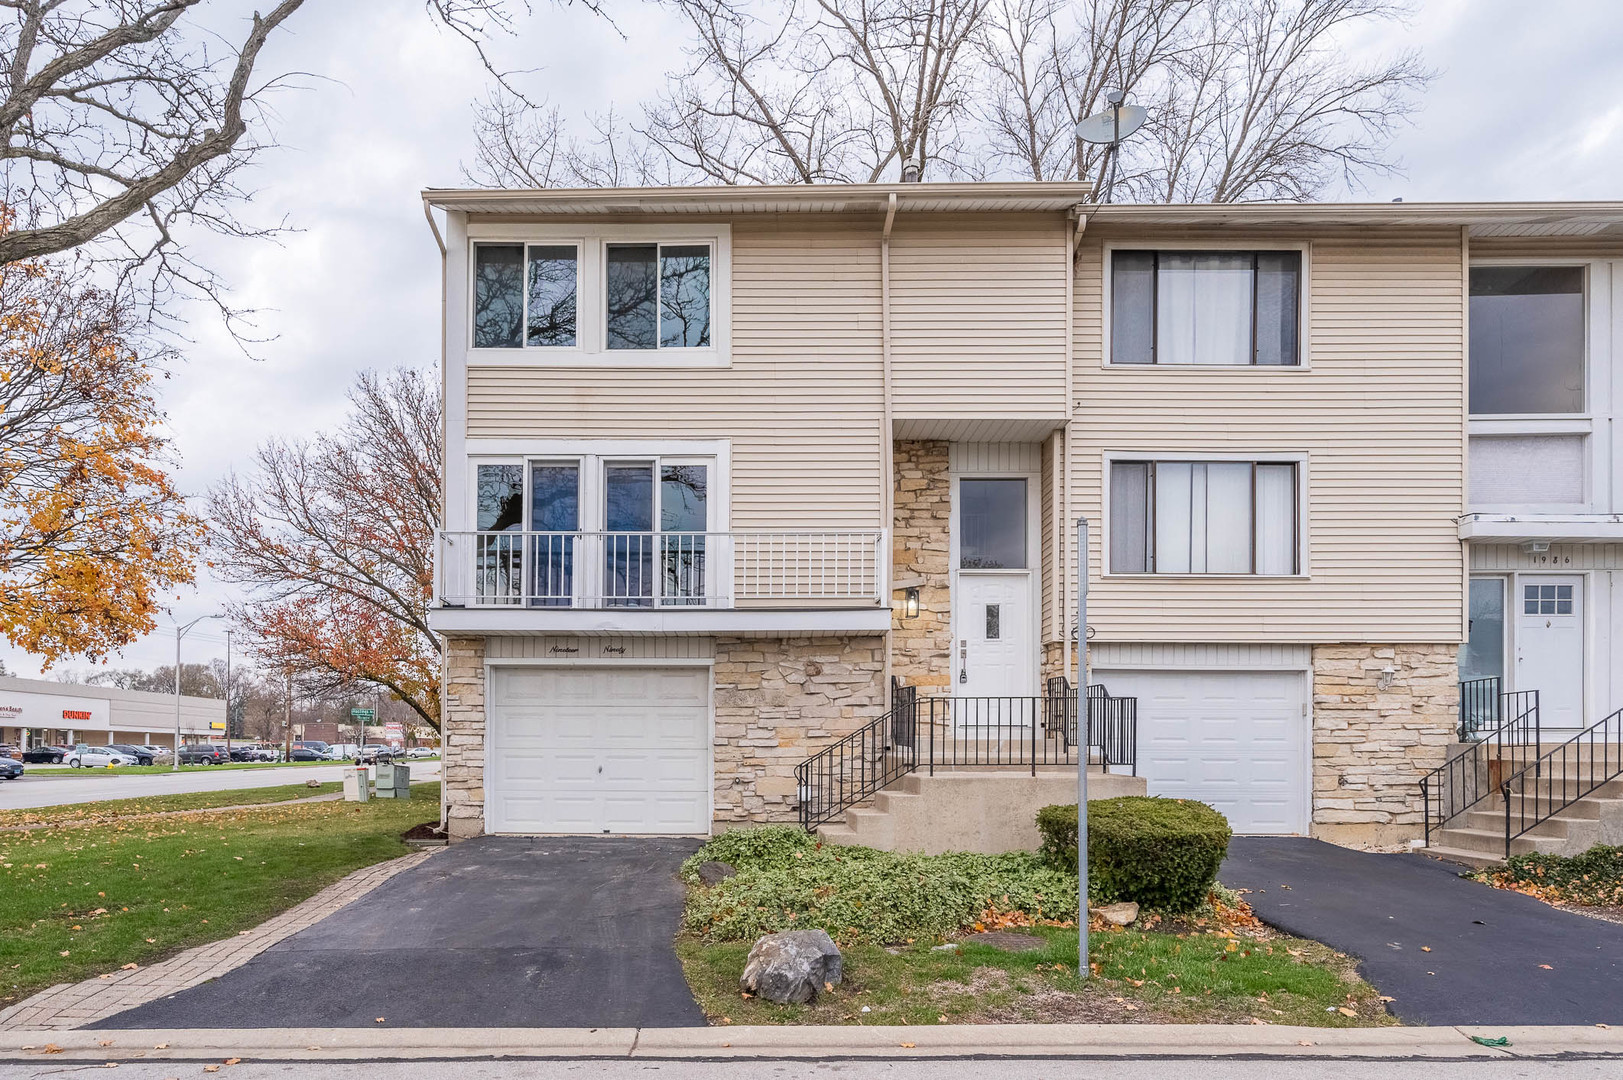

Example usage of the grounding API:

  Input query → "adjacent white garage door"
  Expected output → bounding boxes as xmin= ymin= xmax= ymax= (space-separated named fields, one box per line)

xmin=488 ymin=666 xmax=711 ymax=835
xmin=1090 ymin=668 xmax=1309 ymax=835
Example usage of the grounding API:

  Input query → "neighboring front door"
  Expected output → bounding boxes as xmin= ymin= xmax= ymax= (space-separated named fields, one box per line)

xmin=1515 ymin=575 xmax=1584 ymax=730
xmin=954 ymin=476 xmax=1035 ymax=701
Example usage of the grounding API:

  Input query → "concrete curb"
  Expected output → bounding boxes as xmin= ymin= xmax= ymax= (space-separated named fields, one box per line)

xmin=0 ymin=1024 xmax=1618 ymax=1062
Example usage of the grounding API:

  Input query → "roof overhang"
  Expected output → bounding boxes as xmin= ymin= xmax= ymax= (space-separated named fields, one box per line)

xmin=1459 ymin=514 xmax=1623 ymax=544
xmin=422 ymin=181 xmax=1095 ymax=217
xmin=1084 ymin=201 xmax=1623 ymax=238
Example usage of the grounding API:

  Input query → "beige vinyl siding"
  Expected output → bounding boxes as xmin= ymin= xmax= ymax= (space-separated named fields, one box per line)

xmin=889 ymin=214 xmax=1070 ymax=423
xmin=1073 ymin=227 xmax=1467 ymax=643
xmin=1469 ymin=236 xmax=1623 ymax=259
xmin=466 ymin=215 xmax=885 ymax=529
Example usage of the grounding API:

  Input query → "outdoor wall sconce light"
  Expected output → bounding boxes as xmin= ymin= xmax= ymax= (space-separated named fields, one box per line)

xmin=903 ymin=586 xmax=921 ymax=620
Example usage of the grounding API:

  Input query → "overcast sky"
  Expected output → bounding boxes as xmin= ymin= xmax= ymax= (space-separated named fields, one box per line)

xmin=10 ymin=0 xmax=1623 ymax=683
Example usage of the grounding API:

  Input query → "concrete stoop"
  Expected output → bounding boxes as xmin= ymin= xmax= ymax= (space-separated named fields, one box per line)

xmin=1426 ymin=770 xmax=1623 ymax=868
xmin=818 ymin=767 xmax=1146 ymax=854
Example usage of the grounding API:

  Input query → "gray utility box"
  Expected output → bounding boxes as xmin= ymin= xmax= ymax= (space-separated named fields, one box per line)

xmin=342 ymin=767 xmax=370 ymax=803
xmin=373 ymin=761 xmax=411 ymax=799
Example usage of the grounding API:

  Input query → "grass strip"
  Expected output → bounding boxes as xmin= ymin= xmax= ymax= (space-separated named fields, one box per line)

xmin=0 ymin=783 xmax=345 ymax=829
xmin=0 ymin=783 xmax=439 ymax=1007
xmin=680 ymin=924 xmax=1393 ymax=1027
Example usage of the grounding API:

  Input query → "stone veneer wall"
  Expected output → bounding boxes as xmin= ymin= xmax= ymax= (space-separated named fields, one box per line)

xmin=891 ymin=439 xmax=952 ymax=695
xmin=442 ymin=636 xmax=488 ymax=840
xmin=714 ymin=634 xmax=886 ymax=826
xmin=1311 ymin=643 xmax=1458 ymax=845
xmin=1041 ymin=640 xmax=1072 ymax=688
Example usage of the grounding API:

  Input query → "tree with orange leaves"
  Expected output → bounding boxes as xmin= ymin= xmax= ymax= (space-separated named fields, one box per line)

xmin=0 ymin=223 xmax=202 ymax=663
xmin=207 ymin=368 xmax=442 ymax=730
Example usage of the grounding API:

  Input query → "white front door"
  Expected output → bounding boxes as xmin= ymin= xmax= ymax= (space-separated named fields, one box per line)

xmin=1516 ymin=576 xmax=1585 ymax=730
xmin=956 ymin=572 xmax=1034 ymax=697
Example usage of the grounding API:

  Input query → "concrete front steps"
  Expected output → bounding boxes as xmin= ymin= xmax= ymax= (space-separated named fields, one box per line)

xmin=1425 ymin=775 xmax=1623 ymax=869
xmin=817 ymin=766 xmax=1146 ymax=855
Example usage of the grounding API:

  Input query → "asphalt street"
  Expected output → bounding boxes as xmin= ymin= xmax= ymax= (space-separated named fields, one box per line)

xmin=98 ymin=835 xmax=708 ymax=1029
xmin=1221 ymin=837 xmax=1623 ymax=1026
xmin=0 ymin=761 xmax=441 ymax=810
xmin=2 ymin=1058 xmax=1621 ymax=1080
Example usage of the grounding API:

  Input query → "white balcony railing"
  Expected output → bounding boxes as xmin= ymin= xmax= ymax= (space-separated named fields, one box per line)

xmin=433 ymin=530 xmax=886 ymax=609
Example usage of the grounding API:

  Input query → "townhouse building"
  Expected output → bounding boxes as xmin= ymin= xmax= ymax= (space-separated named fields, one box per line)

xmin=421 ymin=182 xmax=1623 ymax=850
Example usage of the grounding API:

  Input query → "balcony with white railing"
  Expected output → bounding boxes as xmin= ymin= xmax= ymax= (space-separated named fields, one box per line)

xmin=429 ymin=529 xmax=891 ymax=635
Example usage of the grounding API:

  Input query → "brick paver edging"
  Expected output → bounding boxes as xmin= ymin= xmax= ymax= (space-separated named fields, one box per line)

xmin=0 ymin=849 xmax=437 ymax=1031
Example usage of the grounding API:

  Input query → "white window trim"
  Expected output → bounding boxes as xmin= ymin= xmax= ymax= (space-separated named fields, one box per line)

xmin=1466 ymin=257 xmax=1595 ymax=424
xmin=1100 ymin=240 xmax=1313 ymax=371
xmin=1100 ymin=450 xmax=1311 ymax=580
xmin=464 ymin=439 xmax=731 ymax=535
xmin=466 ymin=222 xmax=733 ymax=368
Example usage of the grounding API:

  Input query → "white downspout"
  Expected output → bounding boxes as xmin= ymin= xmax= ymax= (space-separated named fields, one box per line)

xmin=881 ymin=192 xmax=898 ymax=708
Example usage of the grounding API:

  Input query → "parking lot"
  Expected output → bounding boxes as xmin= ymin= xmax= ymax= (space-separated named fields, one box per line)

xmin=0 ymin=760 xmax=442 ymax=810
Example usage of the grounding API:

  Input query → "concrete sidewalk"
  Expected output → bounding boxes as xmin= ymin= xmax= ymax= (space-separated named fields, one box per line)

xmin=1 ymin=1024 xmax=1621 ymax=1063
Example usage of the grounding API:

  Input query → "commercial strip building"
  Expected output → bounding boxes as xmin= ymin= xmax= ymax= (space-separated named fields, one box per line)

xmin=0 ymin=676 xmax=225 ymax=750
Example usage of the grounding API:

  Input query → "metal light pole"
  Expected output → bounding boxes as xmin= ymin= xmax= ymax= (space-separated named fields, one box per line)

xmin=223 ymin=629 xmax=234 ymax=761
xmin=1076 ymin=517 xmax=1090 ymax=980
xmin=173 ymin=614 xmax=222 ymax=771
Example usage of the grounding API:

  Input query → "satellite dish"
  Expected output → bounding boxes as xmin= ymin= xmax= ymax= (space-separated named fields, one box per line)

xmin=1074 ymin=104 xmax=1147 ymax=145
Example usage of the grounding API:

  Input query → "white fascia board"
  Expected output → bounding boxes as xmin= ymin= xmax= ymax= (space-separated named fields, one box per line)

xmin=428 ymin=607 xmax=892 ymax=637
xmin=1458 ymin=514 xmax=1623 ymax=542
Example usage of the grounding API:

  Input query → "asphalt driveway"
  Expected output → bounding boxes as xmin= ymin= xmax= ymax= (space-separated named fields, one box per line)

xmin=1221 ymin=837 xmax=1623 ymax=1026
xmin=97 ymin=835 xmax=707 ymax=1029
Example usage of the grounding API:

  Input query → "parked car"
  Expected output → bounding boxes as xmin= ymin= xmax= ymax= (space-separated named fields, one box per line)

xmin=330 ymin=743 xmax=360 ymax=761
xmin=406 ymin=747 xmax=437 ymax=759
xmin=229 ymin=744 xmax=278 ymax=762
xmin=68 ymin=745 xmax=137 ymax=768
xmin=0 ymin=743 xmax=16 ymax=760
xmin=356 ymin=744 xmax=397 ymax=764
xmin=288 ymin=745 xmax=326 ymax=762
xmin=291 ymin=740 xmax=333 ymax=760
xmin=108 ymin=743 xmax=155 ymax=766
xmin=22 ymin=744 xmax=69 ymax=764
xmin=141 ymin=744 xmax=173 ymax=761
xmin=177 ymin=743 xmax=229 ymax=765
xmin=0 ymin=754 xmax=20 ymax=780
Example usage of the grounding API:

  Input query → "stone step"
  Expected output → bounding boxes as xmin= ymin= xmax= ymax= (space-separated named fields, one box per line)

xmin=817 ymin=822 xmax=860 ymax=847
xmin=1428 ymin=825 xmax=1564 ymax=858
xmin=1461 ymin=807 xmax=1588 ymax=837
xmin=1418 ymin=845 xmax=1504 ymax=870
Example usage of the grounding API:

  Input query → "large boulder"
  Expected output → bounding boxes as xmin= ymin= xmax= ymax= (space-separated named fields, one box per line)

xmin=696 ymin=860 xmax=736 ymax=886
xmin=739 ymin=930 xmax=843 ymax=1004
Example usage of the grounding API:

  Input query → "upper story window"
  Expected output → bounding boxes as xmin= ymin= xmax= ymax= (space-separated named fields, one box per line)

xmin=1109 ymin=459 xmax=1299 ymax=576
xmin=474 ymin=244 xmax=579 ymax=349
xmin=1469 ymin=266 xmax=1584 ymax=415
xmin=468 ymin=228 xmax=728 ymax=364
xmin=1111 ymin=250 xmax=1301 ymax=367
xmin=606 ymin=244 xmax=712 ymax=349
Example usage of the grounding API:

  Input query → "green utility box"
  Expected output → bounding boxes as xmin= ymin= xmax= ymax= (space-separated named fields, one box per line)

xmin=373 ymin=761 xmax=410 ymax=799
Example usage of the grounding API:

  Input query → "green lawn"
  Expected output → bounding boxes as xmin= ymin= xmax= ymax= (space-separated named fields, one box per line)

xmin=680 ymin=923 xmax=1393 ymax=1027
xmin=27 ymin=760 xmax=340 ymax=777
xmin=0 ymin=783 xmax=344 ymax=829
xmin=0 ymin=783 xmax=439 ymax=1007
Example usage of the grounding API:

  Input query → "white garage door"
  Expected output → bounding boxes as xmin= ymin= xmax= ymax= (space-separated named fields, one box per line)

xmin=488 ymin=666 xmax=710 ymax=835
xmin=1091 ymin=668 xmax=1309 ymax=834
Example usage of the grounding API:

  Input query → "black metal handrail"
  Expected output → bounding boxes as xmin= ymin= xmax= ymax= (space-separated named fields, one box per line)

xmin=797 ymin=679 xmax=1138 ymax=831
xmin=1500 ymin=706 xmax=1623 ymax=860
xmin=1420 ymin=689 xmax=1539 ymax=846
xmin=1458 ymin=676 xmax=1503 ymax=741
xmin=794 ymin=676 xmax=919 ymax=830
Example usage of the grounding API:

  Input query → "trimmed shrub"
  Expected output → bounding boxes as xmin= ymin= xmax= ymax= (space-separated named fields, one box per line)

xmin=680 ymin=828 xmax=1079 ymax=945
xmin=1036 ymin=797 xmax=1232 ymax=913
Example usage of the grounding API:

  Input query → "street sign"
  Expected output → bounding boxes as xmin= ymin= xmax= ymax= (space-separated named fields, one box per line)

xmin=350 ymin=708 xmax=375 ymax=722
xmin=384 ymin=720 xmax=404 ymax=747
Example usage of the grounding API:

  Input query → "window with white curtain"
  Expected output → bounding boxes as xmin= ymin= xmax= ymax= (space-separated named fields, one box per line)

xmin=1110 ymin=460 xmax=1299 ymax=575
xmin=1111 ymin=250 xmax=1301 ymax=366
